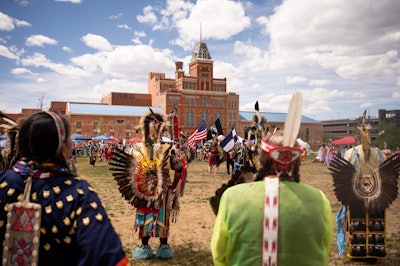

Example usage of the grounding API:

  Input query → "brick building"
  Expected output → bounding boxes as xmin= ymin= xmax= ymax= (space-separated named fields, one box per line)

xmin=148 ymin=40 xmax=238 ymax=135
xmin=1 ymin=39 xmax=323 ymax=149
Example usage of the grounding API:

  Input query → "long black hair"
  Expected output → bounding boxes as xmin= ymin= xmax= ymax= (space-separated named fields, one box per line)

xmin=18 ymin=111 xmax=70 ymax=166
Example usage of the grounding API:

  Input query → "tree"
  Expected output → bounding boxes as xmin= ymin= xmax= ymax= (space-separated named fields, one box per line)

xmin=375 ymin=121 xmax=400 ymax=150
xmin=37 ymin=93 xmax=46 ymax=110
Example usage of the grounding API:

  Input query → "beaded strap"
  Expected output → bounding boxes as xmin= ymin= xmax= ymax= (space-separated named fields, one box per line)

xmin=263 ymin=177 xmax=279 ymax=266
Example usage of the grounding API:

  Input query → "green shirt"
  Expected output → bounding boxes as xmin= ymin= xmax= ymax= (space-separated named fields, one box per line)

xmin=211 ymin=180 xmax=333 ymax=266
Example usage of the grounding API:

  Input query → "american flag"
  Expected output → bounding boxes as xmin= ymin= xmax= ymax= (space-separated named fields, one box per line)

xmin=187 ymin=120 xmax=207 ymax=150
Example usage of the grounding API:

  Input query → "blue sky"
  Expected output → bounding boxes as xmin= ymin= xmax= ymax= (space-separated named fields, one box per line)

xmin=1 ymin=0 xmax=399 ymax=121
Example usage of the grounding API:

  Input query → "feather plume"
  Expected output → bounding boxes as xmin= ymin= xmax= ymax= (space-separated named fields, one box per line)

xmin=254 ymin=101 xmax=260 ymax=124
xmin=282 ymin=92 xmax=303 ymax=147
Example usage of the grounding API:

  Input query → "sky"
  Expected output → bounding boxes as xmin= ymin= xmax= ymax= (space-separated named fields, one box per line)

xmin=1 ymin=0 xmax=399 ymax=121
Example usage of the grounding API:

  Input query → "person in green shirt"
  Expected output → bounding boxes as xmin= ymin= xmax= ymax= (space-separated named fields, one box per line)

xmin=211 ymin=130 xmax=333 ymax=266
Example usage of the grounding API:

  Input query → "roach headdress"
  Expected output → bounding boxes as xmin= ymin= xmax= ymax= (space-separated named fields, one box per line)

xmin=260 ymin=92 xmax=303 ymax=177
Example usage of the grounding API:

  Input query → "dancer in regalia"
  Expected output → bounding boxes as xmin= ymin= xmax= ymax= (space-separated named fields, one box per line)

xmin=209 ymin=101 xmax=268 ymax=215
xmin=109 ymin=109 xmax=189 ymax=259
xmin=211 ymin=93 xmax=333 ymax=265
xmin=0 ymin=111 xmax=129 ymax=266
xmin=329 ymin=111 xmax=400 ymax=259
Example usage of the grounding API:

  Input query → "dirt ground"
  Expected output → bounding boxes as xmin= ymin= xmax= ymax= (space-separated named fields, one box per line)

xmin=79 ymin=156 xmax=400 ymax=266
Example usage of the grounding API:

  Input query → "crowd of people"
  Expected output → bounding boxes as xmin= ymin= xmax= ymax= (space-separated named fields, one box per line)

xmin=0 ymin=101 xmax=399 ymax=265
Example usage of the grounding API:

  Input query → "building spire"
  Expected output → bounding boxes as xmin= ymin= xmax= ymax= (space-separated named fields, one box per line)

xmin=200 ymin=22 xmax=202 ymax=42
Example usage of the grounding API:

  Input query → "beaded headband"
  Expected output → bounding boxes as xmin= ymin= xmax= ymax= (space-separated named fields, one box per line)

xmin=45 ymin=111 xmax=66 ymax=151
xmin=261 ymin=139 xmax=301 ymax=176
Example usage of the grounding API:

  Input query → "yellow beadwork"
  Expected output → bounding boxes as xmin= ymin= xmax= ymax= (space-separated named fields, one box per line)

xmin=0 ymin=181 xmax=8 ymax=189
xmin=66 ymin=195 xmax=73 ymax=202
xmin=45 ymin=205 xmax=52 ymax=214
xmin=63 ymin=217 xmax=71 ymax=226
xmin=95 ymin=213 xmax=103 ymax=222
xmin=53 ymin=186 xmax=61 ymax=194
xmin=43 ymin=190 xmax=50 ymax=198
xmin=90 ymin=202 xmax=98 ymax=209
xmin=7 ymin=188 xmax=15 ymax=196
xmin=82 ymin=217 xmax=90 ymax=226
xmin=56 ymin=200 xmax=63 ymax=209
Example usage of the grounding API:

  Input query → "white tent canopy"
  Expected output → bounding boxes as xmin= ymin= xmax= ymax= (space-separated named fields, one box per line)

xmin=297 ymin=138 xmax=310 ymax=150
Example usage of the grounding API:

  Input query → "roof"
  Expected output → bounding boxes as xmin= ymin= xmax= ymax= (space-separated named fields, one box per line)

xmin=239 ymin=111 xmax=320 ymax=124
xmin=66 ymin=103 xmax=319 ymax=124
xmin=191 ymin=41 xmax=212 ymax=62
xmin=67 ymin=103 xmax=163 ymax=116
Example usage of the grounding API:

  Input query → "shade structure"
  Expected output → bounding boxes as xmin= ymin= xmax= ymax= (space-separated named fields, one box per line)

xmin=297 ymin=138 xmax=310 ymax=150
xmin=71 ymin=134 xmax=91 ymax=141
xmin=127 ymin=137 xmax=142 ymax=143
xmin=331 ymin=136 xmax=356 ymax=145
xmin=93 ymin=135 xmax=113 ymax=141
xmin=105 ymin=136 xmax=119 ymax=143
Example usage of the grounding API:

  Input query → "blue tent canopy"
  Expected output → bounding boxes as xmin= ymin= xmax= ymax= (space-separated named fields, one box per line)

xmin=93 ymin=135 xmax=113 ymax=141
xmin=71 ymin=134 xmax=91 ymax=141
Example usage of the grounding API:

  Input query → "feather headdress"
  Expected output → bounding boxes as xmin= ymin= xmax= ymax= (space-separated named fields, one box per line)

xmin=282 ymin=92 xmax=303 ymax=147
xmin=260 ymin=92 xmax=303 ymax=177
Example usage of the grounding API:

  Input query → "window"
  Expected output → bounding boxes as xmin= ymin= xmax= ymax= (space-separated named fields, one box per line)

xmin=169 ymin=97 xmax=180 ymax=108
xmin=184 ymin=83 xmax=197 ymax=90
xmin=200 ymin=110 xmax=209 ymax=125
xmin=215 ymin=112 xmax=223 ymax=123
xmin=214 ymin=99 xmax=223 ymax=108
xmin=185 ymin=96 xmax=195 ymax=106
xmin=199 ymin=98 xmax=210 ymax=107
xmin=185 ymin=110 xmax=195 ymax=127
xmin=76 ymin=121 xmax=81 ymax=129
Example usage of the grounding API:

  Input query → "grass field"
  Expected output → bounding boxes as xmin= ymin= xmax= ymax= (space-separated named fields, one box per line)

xmin=75 ymin=155 xmax=400 ymax=266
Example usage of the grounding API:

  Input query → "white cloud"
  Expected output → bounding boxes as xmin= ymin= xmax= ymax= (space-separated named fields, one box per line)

xmin=117 ymin=24 xmax=131 ymax=31
xmin=174 ymin=0 xmax=251 ymax=49
xmin=137 ymin=5 xmax=158 ymax=24
xmin=392 ymin=91 xmax=400 ymax=99
xmin=99 ymin=45 xmax=174 ymax=79
xmin=262 ymin=0 xmax=400 ymax=78
xmin=286 ymin=76 xmax=308 ymax=84
xmin=0 ymin=12 xmax=31 ymax=31
xmin=11 ymin=68 xmax=34 ymax=75
xmin=21 ymin=52 xmax=90 ymax=78
xmin=54 ymin=0 xmax=82 ymax=3
xmin=0 ymin=45 xmax=19 ymax=59
xmin=360 ymin=102 xmax=373 ymax=109
xmin=63 ymin=46 xmax=72 ymax=53
xmin=109 ymin=13 xmax=123 ymax=20
xmin=36 ymin=77 xmax=47 ymax=83
xmin=26 ymin=35 xmax=58 ymax=47
xmin=134 ymin=31 xmax=146 ymax=38
xmin=353 ymin=92 xmax=366 ymax=98
xmin=94 ymin=78 xmax=146 ymax=96
xmin=309 ymin=79 xmax=331 ymax=87
xmin=81 ymin=34 xmax=113 ymax=51
xmin=137 ymin=0 xmax=251 ymax=50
